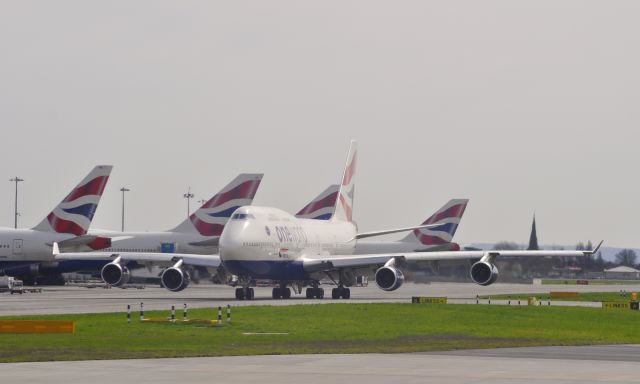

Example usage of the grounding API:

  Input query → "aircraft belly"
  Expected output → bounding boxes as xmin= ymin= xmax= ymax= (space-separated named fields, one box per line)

xmin=222 ymin=260 xmax=308 ymax=280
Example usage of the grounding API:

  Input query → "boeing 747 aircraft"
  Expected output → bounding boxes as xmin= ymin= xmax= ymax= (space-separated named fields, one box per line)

xmin=65 ymin=173 xmax=262 ymax=286
xmin=55 ymin=142 xmax=600 ymax=299
xmin=0 ymin=165 xmax=112 ymax=283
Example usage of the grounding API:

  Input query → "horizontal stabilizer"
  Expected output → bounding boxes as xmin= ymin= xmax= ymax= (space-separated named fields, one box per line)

xmin=48 ymin=235 xmax=112 ymax=251
xmin=188 ymin=238 xmax=220 ymax=247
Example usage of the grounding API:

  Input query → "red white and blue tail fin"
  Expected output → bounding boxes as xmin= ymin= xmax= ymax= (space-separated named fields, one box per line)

xmin=332 ymin=140 xmax=357 ymax=223
xmin=401 ymin=199 xmax=469 ymax=245
xmin=172 ymin=173 xmax=263 ymax=236
xmin=32 ymin=165 xmax=113 ymax=235
xmin=296 ymin=184 xmax=339 ymax=220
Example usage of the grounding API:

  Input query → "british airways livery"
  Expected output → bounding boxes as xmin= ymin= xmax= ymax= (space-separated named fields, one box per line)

xmin=295 ymin=185 xmax=339 ymax=220
xmin=72 ymin=174 xmax=263 ymax=287
xmin=0 ymin=165 xmax=112 ymax=280
xmin=55 ymin=141 xmax=600 ymax=300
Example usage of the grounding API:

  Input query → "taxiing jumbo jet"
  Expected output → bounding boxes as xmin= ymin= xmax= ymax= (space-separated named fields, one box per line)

xmin=0 ymin=165 xmax=112 ymax=283
xmin=55 ymin=142 xmax=600 ymax=300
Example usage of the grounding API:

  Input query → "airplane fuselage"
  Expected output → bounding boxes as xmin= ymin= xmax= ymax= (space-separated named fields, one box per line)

xmin=219 ymin=206 xmax=356 ymax=280
xmin=87 ymin=229 xmax=219 ymax=255
xmin=0 ymin=228 xmax=76 ymax=270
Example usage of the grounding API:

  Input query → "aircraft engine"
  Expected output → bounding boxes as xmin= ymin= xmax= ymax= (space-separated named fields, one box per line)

xmin=161 ymin=267 xmax=191 ymax=292
xmin=470 ymin=261 xmax=499 ymax=286
xmin=374 ymin=266 xmax=405 ymax=291
xmin=101 ymin=261 xmax=130 ymax=287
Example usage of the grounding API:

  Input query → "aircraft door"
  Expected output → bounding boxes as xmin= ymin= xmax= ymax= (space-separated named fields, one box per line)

xmin=12 ymin=239 xmax=23 ymax=255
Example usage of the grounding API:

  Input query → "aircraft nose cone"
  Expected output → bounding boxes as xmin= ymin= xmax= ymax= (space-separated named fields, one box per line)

xmin=219 ymin=219 xmax=248 ymax=261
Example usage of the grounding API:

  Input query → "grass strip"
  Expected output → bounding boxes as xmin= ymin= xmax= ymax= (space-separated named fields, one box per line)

xmin=0 ymin=303 xmax=638 ymax=363
xmin=479 ymin=292 xmax=638 ymax=302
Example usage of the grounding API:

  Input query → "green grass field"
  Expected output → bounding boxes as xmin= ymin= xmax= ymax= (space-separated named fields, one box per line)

xmin=480 ymin=292 xmax=638 ymax=302
xmin=541 ymin=279 xmax=640 ymax=285
xmin=1 ymin=303 xmax=639 ymax=363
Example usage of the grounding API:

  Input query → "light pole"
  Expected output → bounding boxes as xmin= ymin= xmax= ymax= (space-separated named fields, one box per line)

xmin=183 ymin=187 xmax=194 ymax=218
xmin=9 ymin=177 xmax=24 ymax=229
xmin=120 ymin=187 xmax=130 ymax=232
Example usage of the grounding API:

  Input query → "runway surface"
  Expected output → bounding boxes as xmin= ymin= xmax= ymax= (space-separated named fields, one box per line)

xmin=3 ymin=346 xmax=640 ymax=384
xmin=2 ymin=282 xmax=639 ymax=315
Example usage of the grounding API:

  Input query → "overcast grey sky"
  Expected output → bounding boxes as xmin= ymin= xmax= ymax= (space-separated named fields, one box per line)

xmin=1 ymin=1 xmax=638 ymax=247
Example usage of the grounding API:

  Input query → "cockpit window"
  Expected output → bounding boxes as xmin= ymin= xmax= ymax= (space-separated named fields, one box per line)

xmin=232 ymin=213 xmax=255 ymax=220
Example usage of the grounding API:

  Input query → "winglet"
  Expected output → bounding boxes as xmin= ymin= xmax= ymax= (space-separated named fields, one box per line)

xmin=53 ymin=242 xmax=60 ymax=256
xmin=588 ymin=240 xmax=604 ymax=255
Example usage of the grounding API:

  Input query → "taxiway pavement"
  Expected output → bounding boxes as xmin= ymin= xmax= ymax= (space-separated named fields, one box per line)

xmin=1 ymin=282 xmax=638 ymax=316
xmin=3 ymin=346 xmax=640 ymax=384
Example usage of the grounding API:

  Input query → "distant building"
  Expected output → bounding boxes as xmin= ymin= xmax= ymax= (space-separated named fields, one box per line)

xmin=527 ymin=214 xmax=539 ymax=250
xmin=603 ymin=266 xmax=640 ymax=280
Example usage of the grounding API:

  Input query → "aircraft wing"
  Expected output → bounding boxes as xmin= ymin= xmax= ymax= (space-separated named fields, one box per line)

xmin=53 ymin=243 xmax=220 ymax=268
xmin=302 ymin=241 xmax=603 ymax=272
xmin=354 ymin=223 xmax=444 ymax=240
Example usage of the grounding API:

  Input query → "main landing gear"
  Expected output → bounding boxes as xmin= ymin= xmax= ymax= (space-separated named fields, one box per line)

xmin=235 ymin=287 xmax=255 ymax=300
xmin=305 ymin=286 xmax=324 ymax=299
xmin=324 ymin=271 xmax=351 ymax=299
xmin=272 ymin=286 xmax=291 ymax=299
xmin=331 ymin=286 xmax=350 ymax=299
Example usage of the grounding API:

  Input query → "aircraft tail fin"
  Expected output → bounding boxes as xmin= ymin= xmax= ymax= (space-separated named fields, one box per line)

xmin=331 ymin=140 xmax=357 ymax=223
xmin=32 ymin=165 xmax=113 ymax=235
xmin=401 ymin=199 xmax=469 ymax=245
xmin=172 ymin=173 xmax=263 ymax=236
xmin=295 ymin=184 xmax=339 ymax=220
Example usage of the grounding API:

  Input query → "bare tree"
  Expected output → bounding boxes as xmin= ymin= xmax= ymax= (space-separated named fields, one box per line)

xmin=614 ymin=249 xmax=637 ymax=267
xmin=493 ymin=241 xmax=521 ymax=250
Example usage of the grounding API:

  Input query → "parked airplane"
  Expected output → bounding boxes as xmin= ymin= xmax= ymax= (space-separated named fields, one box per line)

xmin=72 ymin=173 xmax=263 ymax=285
xmin=0 ymin=165 xmax=113 ymax=283
xmin=54 ymin=141 xmax=601 ymax=300
xmin=295 ymin=185 xmax=339 ymax=220
xmin=296 ymin=184 xmax=468 ymax=253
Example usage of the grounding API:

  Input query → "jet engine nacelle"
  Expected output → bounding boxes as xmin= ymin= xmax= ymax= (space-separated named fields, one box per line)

xmin=470 ymin=261 xmax=499 ymax=286
xmin=101 ymin=262 xmax=130 ymax=287
xmin=375 ymin=266 xmax=405 ymax=291
xmin=161 ymin=267 xmax=190 ymax=292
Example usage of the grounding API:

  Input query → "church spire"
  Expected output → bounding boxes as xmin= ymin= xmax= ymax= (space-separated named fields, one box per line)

xmin=527 ymin=213 xmax=539 ymax=250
